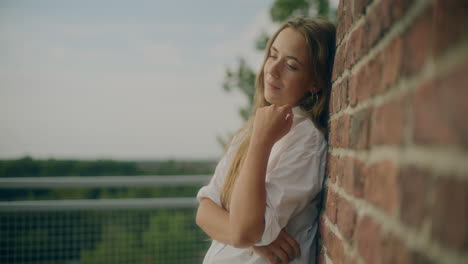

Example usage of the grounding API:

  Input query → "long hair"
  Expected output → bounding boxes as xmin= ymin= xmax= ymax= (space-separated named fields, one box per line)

xmin=220 ymin=17 xmax=336 ymax=210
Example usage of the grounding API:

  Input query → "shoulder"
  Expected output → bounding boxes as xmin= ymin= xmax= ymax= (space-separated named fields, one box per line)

xmin=282 ymin=118 xmax=326 ymax=152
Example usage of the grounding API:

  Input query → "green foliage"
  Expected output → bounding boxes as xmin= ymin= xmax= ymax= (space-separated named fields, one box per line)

xmin=0 ymin=156 xmax=216 ymax=178
xmin=0 ymin=156 xmax=141 ymax=177
xmin=316 ymin=0 xmax=330 ymax=17
xmin=141 ymin=210 xmax=209 ymax=263
xmin=255 ymin=31 xmax=271 ymax=51
xmin=270 ymin=0 xmax=310 ymax=22
xmin=0 ymin=157 xmax=215 ymax=201
xmin=0 ymin=211 xmax=101 ymax=263
xmin=1 ymin=184 xmax=204 ymax=202
xmin=2 ymin=210 xmax=209 ymax=264
xmin=80 ymin=223 xmax=144 ymax=264
xmin=222 ymin=57 xmax=256 ymax=122
xmin=74 ymin=210 xmax=210 ymax=264
xmin=270 ymin=0 xmax=332 ymax=22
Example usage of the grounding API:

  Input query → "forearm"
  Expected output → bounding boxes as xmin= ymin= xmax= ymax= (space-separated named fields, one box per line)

xmin=229 ymin=137 xmax=273 ymax=247
xmin=196 ymin=198 xmax=231 ymax=244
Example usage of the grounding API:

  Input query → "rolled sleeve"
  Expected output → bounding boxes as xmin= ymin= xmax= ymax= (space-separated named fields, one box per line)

xmin=255 ymin=126 xmax=326 ymax=246
xmin=196 ymin=129 xmax=246 ymax=207
xmin=196 ymin=155 xmax=227 ymax=206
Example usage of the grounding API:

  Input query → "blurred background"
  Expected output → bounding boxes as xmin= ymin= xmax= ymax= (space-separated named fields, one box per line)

xmin=0 ymin=0 xmax=337 ymax=263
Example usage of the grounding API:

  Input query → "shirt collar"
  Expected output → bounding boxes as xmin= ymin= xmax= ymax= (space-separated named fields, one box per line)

xmin=292 ymin=106 xmax=308 ymax=120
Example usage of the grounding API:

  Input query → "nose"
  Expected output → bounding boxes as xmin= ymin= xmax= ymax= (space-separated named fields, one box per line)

xmin=267 ymin=59 xmax=281 ymax=79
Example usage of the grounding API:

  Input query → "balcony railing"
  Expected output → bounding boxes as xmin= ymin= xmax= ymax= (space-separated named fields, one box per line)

xmin=0 ymin=175 xmax=212 ymax=264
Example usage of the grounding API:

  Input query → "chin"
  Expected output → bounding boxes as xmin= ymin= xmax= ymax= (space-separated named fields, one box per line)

xmin=264 ymin=94 xmax=276 ymax=105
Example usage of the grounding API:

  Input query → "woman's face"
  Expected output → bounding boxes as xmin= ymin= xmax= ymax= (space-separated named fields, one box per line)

xmin=263 ymin=27 xmax=314 ymax=106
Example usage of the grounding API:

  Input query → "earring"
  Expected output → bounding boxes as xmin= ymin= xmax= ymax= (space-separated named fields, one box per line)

xmin=299 ymin=91 xmax=318 ymax=109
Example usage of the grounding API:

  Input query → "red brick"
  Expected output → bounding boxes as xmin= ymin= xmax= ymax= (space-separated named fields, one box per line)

xmin=336 ymin=196 xmax=357 ymax=241
xmin=356 ymin=218 xmax=432 ymax=264
xmin=337 ymin=78 xmax=348 ymax=111
xmin=330 ymin=114 xmax=350 ymax=148
xmin=381 ymin=235 xmax=435 ymax=264
xmin=355 ymin=216 xmax=383 ymax=264
xmin=328 ymin=92 xmax=334 ymax=114
xmin=325 ymin=153 xmax=338 ymax=184
xmin=343 ymin=0 xmax=353 ymax=36
xmin=324 ymin=188 xmax=338 ymax=224
xmin=336 ymin=0 xmax=353 ymax=46
xmin=340 ymin=157 xmax=365 ymax=198
xmin=402 ymin=7 xmax=433 ymax=77
xmin=381 ymin=36 xmax=402 ymax=92
xmin=345 ymin=25 xmax=364 ymax=69
xmin=398 ymin=167 xmax=430 ymax=229
xmin=322 ymin=228 xmax=346 ymax=264
xmin=367 ymin=50 xmax=384 ymax=94
xmin=318 ymin=214 xmax=328 ymax=239
xmin=335 ymin=0 xmax=346 ymax=45
xmin=361 ymin=0 xmax=413 ymax=56
xmin=333 ymin=155 xmax=345 ymax=186
xmin=338 ymin=155 xmax=352 ymax=182
xmin=349 ymin=65 xmax=375 ymax=106
xmin=387 ymin=0 xmax=413 ymax=24
xmin=433 ymin=0 xmax=468 ymax=57
xmin=353 ymin=0 xmax=373 ymax=19
xmin=332 ymin=42 xmax=347 ymax=81
xmin=330 ymin=83 xmax=338 ymax=114
xmin=370 ymin=96 xmax=407 ymax=146
xmin=381 ymin=236 xmax=411 ymax=264
xmin=330 ymin=77 xmax=348 ymax=114
xmin=377 ymin=0 xmax=394 ymax=32
xmin=363 ymin=160 xmax=400 ymax=215
xmin=349 ymin=108 xmax=372 ymax=149
xmin=413 ymin=59 xmax=468 ymax=147
xmin=432 ymin=178 xmax=468 ymax=251
xmin=362 ymin=6 xmax=383 ymax=52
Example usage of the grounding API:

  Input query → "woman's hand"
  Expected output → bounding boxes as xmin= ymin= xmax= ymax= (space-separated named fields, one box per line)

xmin=252 ymin=230 xmax=301 ymax=264
xmin=253 ymin=104 xmax=294 ymax=146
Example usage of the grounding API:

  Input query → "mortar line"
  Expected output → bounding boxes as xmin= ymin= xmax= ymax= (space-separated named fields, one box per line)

xmin=327 ymin=182 xmax=468 ymax=264
xmin=327 ymin=145 xmax=468 ymax=179
xmin=332 ymin=0 xmax=432 ymax=87
xmin=330 ymin=37 xmax=468 ymax=122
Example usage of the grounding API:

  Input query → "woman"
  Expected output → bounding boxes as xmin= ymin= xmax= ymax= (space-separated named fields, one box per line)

xmin=196 ymin=17 xmax=336 ymax=264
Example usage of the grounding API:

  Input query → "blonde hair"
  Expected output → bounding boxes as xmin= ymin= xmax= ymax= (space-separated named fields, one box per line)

xmin=220 ymin=17 xmax=336 ymax=210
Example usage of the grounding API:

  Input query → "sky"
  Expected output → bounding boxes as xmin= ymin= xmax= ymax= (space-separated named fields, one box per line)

xmin=0 ymin=0 xmax=283 ymax=161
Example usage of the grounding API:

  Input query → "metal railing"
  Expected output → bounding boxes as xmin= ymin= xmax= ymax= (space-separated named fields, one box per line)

xmin=0 ymin=175 xmax=212 ymax=264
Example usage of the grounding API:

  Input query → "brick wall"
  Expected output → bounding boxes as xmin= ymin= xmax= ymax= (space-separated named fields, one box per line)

xmin=319 ymin=0 xmax=468 ymax=263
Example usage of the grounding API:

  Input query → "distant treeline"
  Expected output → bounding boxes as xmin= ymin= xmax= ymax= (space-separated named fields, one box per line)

xmin=0 ymin=156 xmax=217 ymax=177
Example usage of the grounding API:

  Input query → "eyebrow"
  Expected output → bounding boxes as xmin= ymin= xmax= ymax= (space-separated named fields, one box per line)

xmin=271 ymin=46 xmax=305 ymax=67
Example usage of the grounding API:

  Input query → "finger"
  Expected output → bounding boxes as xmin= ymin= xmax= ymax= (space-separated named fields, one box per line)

xmin=281 ymin=230 xmax=301 ymax=258
xmin=253 ymin=247 xmax=278 ymax=264
xmin=278 ymin=239 xmax=295 ymax=260
xmin=271 ymin=244 xmax=289 ymax=264
xmin=278 ymin=104 xmax=292 ymax=113
xmin=267 ymin=253 xmax=280 ymax=264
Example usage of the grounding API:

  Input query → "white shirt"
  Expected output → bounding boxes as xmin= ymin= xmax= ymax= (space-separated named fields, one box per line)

xmin=197 ymin=106 xmax=327 ymax=264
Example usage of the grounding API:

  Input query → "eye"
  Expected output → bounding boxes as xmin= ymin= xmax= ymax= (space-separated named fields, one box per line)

xmin=287 ymin=64 xmax=298 ymax=71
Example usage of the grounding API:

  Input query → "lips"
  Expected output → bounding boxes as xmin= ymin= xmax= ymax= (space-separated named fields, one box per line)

xmin=266 ymin=81 xmax=281 ymax=90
